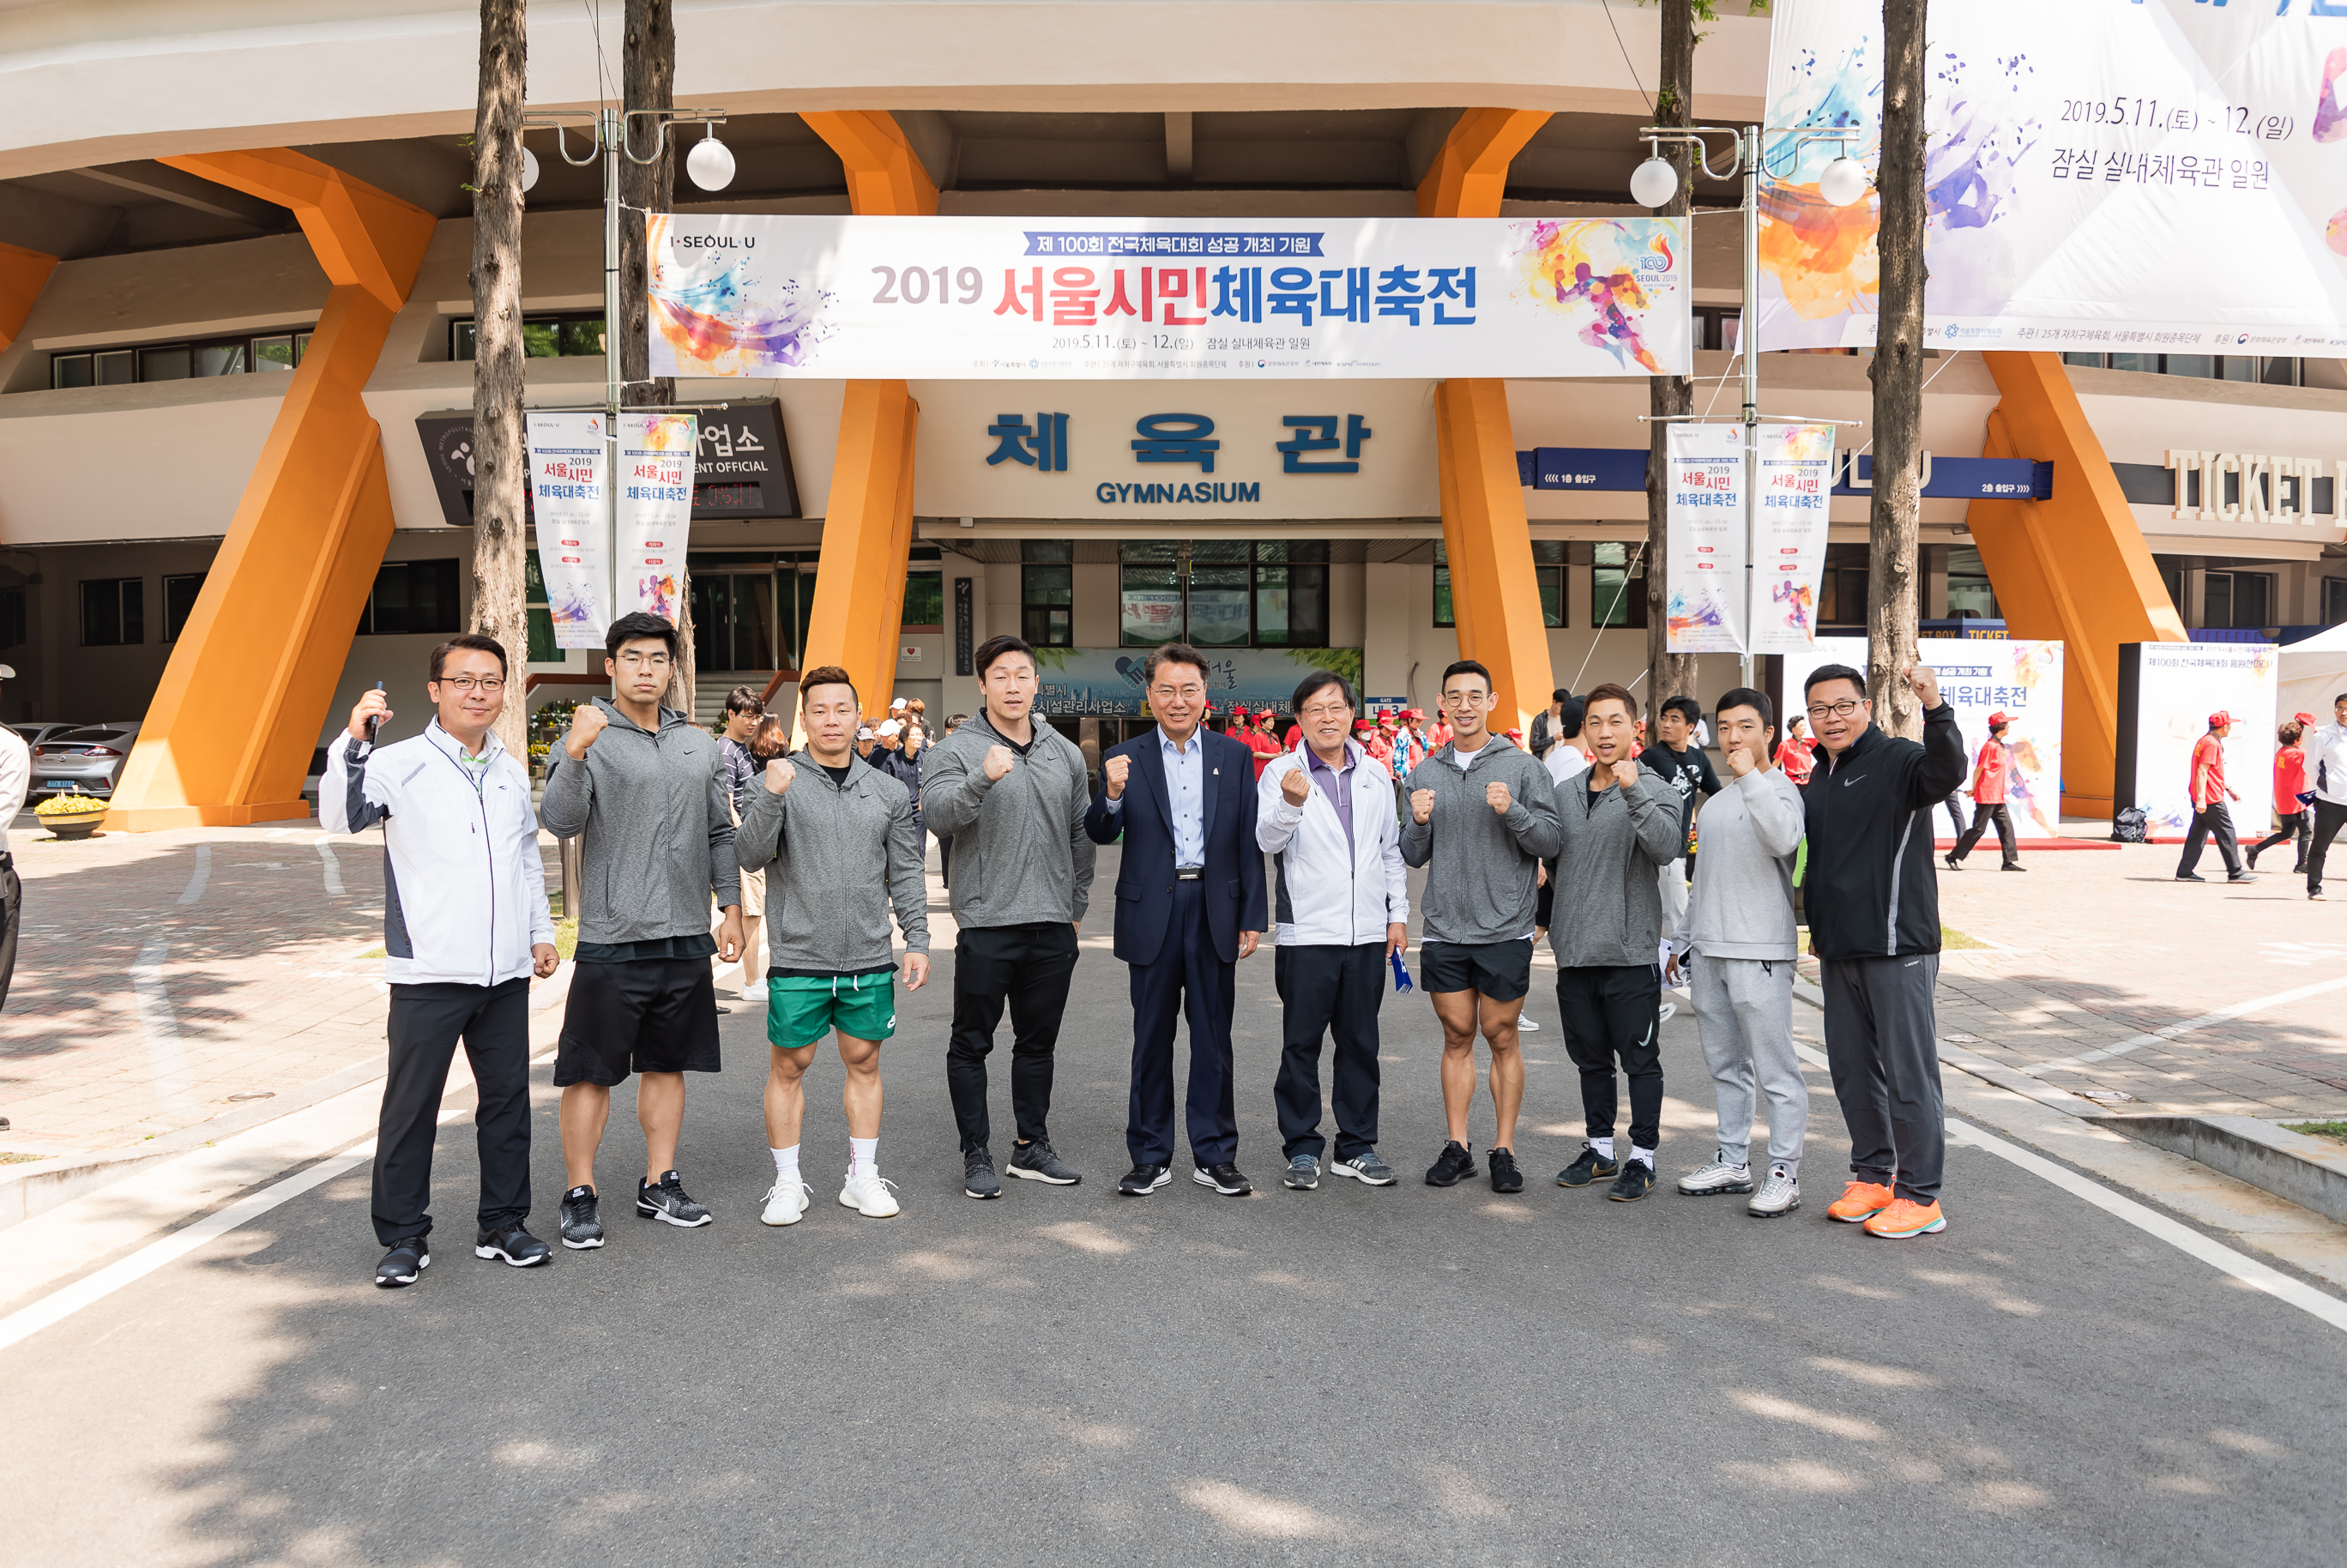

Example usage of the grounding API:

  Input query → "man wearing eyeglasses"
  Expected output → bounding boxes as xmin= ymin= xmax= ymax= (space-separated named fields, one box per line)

xmin=326 ymin=634 xmax=559 ymax=1288
xmin=540 ymin=611 xmax=745 ymax=1250
xmin=1798 ymin=662 xmax=1967 ymax=1240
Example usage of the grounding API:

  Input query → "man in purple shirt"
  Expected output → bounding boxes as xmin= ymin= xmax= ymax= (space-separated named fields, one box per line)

xmin=1256 ymin=670 xmax=1411 ymax=1191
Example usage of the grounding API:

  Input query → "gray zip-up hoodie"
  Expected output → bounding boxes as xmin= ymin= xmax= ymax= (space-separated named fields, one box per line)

xmin=1667 ymin=763 xmax=1804 ymax=962
xmin=1548 ymin=763 xmax=1682 ymax=968
xmin=735 ymin=750 xmax=928 ymax=971
xmin=538 ymin=697 xmax=741 ymax=944
xmin=1399 ymin=734 xmax=1562 ymax=944
xmin=920 ymin=710 xmax=1096 ymax=928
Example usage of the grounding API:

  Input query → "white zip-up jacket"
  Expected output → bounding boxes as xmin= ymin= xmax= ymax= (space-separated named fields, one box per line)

xmin=2308 ymin=721 xmax=2347 ymax=807
xmin=323 ymin=721 xmax=555 ymax=986
xmin=1256 ymin=739 xmax=1409 ymax=947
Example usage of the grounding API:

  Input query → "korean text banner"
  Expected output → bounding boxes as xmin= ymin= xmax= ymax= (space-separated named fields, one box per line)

xmin=2122 ymin=642 xmax=2278 ymax=838
xmin=1790 ymin=637 xmax=2067 ymax=841
xmin=1020 ymin=646 xmax=1364 ymax=717
xmin=1759 ymin=0 xmax=2347 ymax=353
xmin=1664 ymin=424 xmax=1745 ymax=654
xmin=523 ymin=411 xmax=609 ymax=650
xmin=646 ymin=214 xmax=1691 ymax=379
xmin=1747 ymin=423 xmax=1835 ymax=656
xmin=618 ymin=412 xmax=697 ymax=627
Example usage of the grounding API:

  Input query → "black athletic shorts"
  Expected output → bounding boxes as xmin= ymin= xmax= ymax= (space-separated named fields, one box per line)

xmin=1419 ymin=938 xmax=1534 ymax=1002
xmin=553 ymin=957 xmax=722 ymax=1087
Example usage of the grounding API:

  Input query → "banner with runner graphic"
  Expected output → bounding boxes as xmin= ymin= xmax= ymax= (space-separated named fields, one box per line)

xmin=616 ymin=412 xmax=697 ymax=627
xmin=523 ymin=411 xmax=610 ymax=649
xmin=1663 ymin=423 xmax=1745 ymax=654
xmin=1747 ymin=423 xmax=1837 ymax=655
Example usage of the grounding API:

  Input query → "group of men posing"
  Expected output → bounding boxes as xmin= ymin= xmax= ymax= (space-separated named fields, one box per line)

xmin=329 ymin=612 xmax=1964 ymax=1290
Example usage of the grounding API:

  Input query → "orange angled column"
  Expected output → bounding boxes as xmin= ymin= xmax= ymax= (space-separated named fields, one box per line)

xmin=1972 ymin=351 xmax=2187 ymax=817
xmin=107 ymin=151 xmax=434 ymax=829
xmin=1419 ymin=110 xmax=1554 ymax=733
xmin=797 ymin=111 xmax=938 ymax=719
xmin=0 ymin=240 xmax=58 ymax=351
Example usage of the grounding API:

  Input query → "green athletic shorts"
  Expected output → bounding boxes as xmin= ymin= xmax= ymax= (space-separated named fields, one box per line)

xmin=767 ymin=972 xmax=896 ymax=1051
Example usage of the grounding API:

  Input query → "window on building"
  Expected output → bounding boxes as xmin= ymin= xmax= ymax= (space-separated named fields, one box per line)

xmin=52 ymin=331 xmax=310 ymax=389
xmin=1817 ymin=543 xmax=1873 ymax=630
xmin=1022 ymin=540 xmax=1075 ymax=648
xmin=0 ymin=587 xmax=24 ymax=649
xmin=1118 ymin=542 xmax=1182 ymax=647
xmin=1944 ymin=546 xmax=1998 ymax=620
xmin=1433 ymin=542 xmax=1562 ymax=629
xmin=161 ymin=572 xmax=207 ymax=642
xmin=451 ymin=315 xmax=607 ymax=360
xmin=1114 ymin=541 xmax=1327 ymax=648
xmin=2062 ymin=350 xmax=2302 ymax=385
xmin=357 ymin=558 xmax=462 ymax=636
xmin=1590 ymin=542 xmax=1648 ymax=629
xmin=2326 ymin=578 xmax=2347 ymax=627
xmin=902 ymin=570 xmax=944 ymax=630
xmin=1253 ymin=541 xmax=1330 ymax=646
xmin=523 ymin=550 xmax=558 ymax=663
xmin=1186 ymin=540 xmax=1252 ymax=648
xmin=2155 ymin=556 xmax=2188 ymax=623
xmin=1693 ymin=306 xmax=1741 ymax=353
xmin=81 ymin=577 xmax=144 ymax=646
xmin=2203 ymin=568 xmax=2272 ymax=630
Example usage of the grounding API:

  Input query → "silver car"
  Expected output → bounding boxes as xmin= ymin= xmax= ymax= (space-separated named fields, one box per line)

xmin=31 ymin=722 xmax=141 ymax=799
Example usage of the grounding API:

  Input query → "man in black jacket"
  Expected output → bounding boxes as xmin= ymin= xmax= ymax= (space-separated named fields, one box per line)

xmin=1800 ymin=661 xmax=1966 ymax=1241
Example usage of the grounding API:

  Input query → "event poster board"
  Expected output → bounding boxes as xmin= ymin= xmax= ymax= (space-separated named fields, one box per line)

xmin=523 ymin=411 xmax=610 ymax=649
xmin=1789 ymin=637 xmax=2066 ymax=840
xmin=1748 ymin=423 xmax=1837 ymax=654
xmin=645 ymin=214 xmax=1692 ymax=380
xmin=1665 ymin=422 xmax=1836 ymax=656
xmin=2115 ymin=642 xmax=2278 ymax=840
xmin=1662 ymin=424 xmax=1745 ymax=654
xmin=617 ymin=412 xmax=697 ymax=627
xmin=1758 ymin=0 xmax=2347 ymax=353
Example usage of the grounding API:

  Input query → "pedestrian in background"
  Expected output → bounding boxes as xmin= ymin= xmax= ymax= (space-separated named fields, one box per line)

xmin=1530 ymin=688 xmax=1569 ymax=760
xmin=1646 ymin=696 xmax=1719 ymax=930
xmin=2304 ymin=695 xmax=2347 ymax=900
xmin=2248 ymin=716 xmax=2313 ymax=874
xmin=1534 ymin=695 xmax=1588 ymax=941
xmin=1776 ymin=715 xmax=1815 ymax=786
xmin=1945 ymin=711 xmax=2024 ymax=872
xmin=720 ymin=687 xmax=770 ymax=1001
xmin=2176 ymin=710 xmax=2254 ymax=884
xmin=0 ymin=679 xmax=25 ymax=1014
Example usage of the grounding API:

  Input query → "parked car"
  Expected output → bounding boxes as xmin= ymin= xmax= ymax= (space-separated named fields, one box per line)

xmin=10 ymin=722 xmax=79 ymax=751
xmin=30 ymin=722 xmax=142 ymax=799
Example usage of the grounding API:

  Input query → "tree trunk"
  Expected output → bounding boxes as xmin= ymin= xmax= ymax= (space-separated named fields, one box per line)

xmin=1867 ymin=0 xmax=1928 ymax=739
xmin=1644 ymin=0 xmax=1698 ymax=710
xmin=469 ymin=0 xmax=530 ymax=763
xmin=622 ymin=0 xmax=697 ymax=718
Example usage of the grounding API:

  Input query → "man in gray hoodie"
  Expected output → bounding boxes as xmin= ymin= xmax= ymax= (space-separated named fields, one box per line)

xmin=1548 ymin=681 xmax=1683 ymax=1203
xmin=920 ymin=634 xmax=1096 ymax=1198
xmin=1400 ymin=659 xmax=1562 ymax=1195
xmin=1664 ymin=687 xmax=1808 ymax=1218
xmin=539 ymin=612 xmax=744 ymax=1250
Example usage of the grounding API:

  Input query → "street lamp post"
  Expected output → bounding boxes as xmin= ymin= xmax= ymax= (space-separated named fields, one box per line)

xmin=1631 ymin=125 xmax=1867 ymax=687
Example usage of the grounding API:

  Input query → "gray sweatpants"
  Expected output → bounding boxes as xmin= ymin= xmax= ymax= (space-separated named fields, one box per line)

xmin=1819 ymin=954 xmax=1945 ymax=1203
xmin=1687 ymin=952 xmax=1807 ymax=1174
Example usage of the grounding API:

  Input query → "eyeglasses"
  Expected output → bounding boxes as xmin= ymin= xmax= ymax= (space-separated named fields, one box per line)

xmin=1806 ymin=698 xmax=1864 ymax=720
xmin=616 ymin=651 xmax=673 ymax=669
xmin=436 ymin=676 xmax=505 ymax=694
xmin=1444 ymin=691 xmax=1492 ymax=706
xmin=1299 ymin=703 xmax=1353 ymax=721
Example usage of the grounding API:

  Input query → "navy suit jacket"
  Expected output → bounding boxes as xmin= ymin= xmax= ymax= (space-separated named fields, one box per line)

xmin=1083 ymin=727 xmax=1269 ymax=967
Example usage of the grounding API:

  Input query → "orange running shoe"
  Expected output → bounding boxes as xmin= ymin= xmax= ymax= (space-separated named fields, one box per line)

xmin=1863 ymin=1197 xmax=1947 ymax=1238
xmin=1825 ymin=1180 xmax=1895 ymax=1223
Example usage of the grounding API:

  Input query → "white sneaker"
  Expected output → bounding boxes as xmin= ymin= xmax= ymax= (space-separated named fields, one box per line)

xmin=840 ymin=1167 xmax=902 ymax=1218
xmin=1676 ymin=1157 xmax=1754 ymax=1196
xmin=1658 ymin=1001 xmax=1678 ymax=1024
xmin=1748 ymin=1168 xmax=1801 ymax=1218
xmin=740 ymin=980 xmax=769 ymax=1001
xmin=1517 ymin=1016 xmax=1540 ymax=1032
xmin=760 ymin=1179 xmax=811 ymax=1226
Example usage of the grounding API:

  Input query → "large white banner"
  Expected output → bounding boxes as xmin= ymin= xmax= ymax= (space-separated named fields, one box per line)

xmin=1759 ymin=0 xmax=2347 ymax=353
xmin=524 ymin=412 xmax=610 ymax=650
xmin=645 ymin=214 xmax=1691 ymax=379
xmin=1664 ymin=424 xmax=1745 ymax=654
xmin=1748 ymin=423 xmax=1836 ymax=655
xmin=618 ymin=412 xmax=697 ymax=629
xmin=2123 ymin=642 xmax=2278 ymax=838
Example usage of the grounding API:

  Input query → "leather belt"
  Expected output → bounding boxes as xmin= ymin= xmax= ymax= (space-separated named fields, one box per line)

xmin=1174 ymin=867 xmax=1204 ymax=880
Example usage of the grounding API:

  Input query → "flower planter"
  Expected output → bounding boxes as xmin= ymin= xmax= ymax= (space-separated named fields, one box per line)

xmin=41 ymin=810 xmax=106 ymax=840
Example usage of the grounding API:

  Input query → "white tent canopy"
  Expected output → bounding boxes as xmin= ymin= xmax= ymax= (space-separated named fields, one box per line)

xmin=2279 ymin=625 xmax=2347 ymax=730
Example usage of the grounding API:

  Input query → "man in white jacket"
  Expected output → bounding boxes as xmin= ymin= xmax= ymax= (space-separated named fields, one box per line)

xmin=325 ymin=635 xmax=559 ymax=1288
xmin=1257 ymin=670 xmax=1409 ymax=1191
xmin=2302 ymin=692 xmax=2347 ymax=901
xmin=1664 ymin=686 xmax=1808 ymax=1218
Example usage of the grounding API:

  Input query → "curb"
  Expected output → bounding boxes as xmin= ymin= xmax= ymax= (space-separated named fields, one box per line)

xmin=2086 ymin=1114 xmax=2347 ymax=1229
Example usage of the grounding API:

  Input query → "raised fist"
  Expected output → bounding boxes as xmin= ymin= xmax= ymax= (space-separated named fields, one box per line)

xmin=1486 ymin=780 xmax=1513 ymax=815
xmin=1725 ymin=743 xmax=1757 ymax=779
xmin=564 ymin=703 xmax=608 ymax=760
xmin=1611 ymin=758 xmax=1639 ymax=790
xmin=763 ymin=757 xmax=796 ymax=795
xmin=1902 ymin=663 xmax=1940 ymax=709
xmin=983 ymin=744 xmax=1017 ymax=782
xmin=1280 ymin=767 xmax=1312 ymax=807
xmin=1410 ymin=788 xmax=1436 ymax=825
xmin=1104 ymin=754 xmax=1131 ymax=800
xmin=347 ymin=689 xmax=391 ymax=742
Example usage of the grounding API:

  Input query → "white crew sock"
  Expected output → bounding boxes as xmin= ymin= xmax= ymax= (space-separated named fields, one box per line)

xmin=849 ymin=1136 xmax=878 ymax=1174
xmin=1591 ymin=1137 xmax=1615 ymax=1160
xmin=1631 ymin=1144 xmax=1657 ymax=1169
xmin=771 ymin=1145 xmax=800 ymax=1184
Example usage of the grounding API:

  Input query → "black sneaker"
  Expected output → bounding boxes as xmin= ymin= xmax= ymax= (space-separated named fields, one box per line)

xmin=1608 ymin=1160 xmax=1657 ymax=1202
xmin=373 ymin=1238 xmax=428 ymax=1288
xmin=964 ymin=1146 xmax=1002 ymax=1199
xmin=2176 ymin=872 xmax=2208 ymax=883
xmin=1943 ymin=853 xmax=1961 ymax=870
xmin=558 ymin=1185 xmax=603 ymax=1250
xmin=474 ymin=1224 xmax=552 ymax=1267
xmin=1487 ymin=1148 xmax=1524 ymax=1194
xmin=1556 ymin=1143 xmax=1620 ymax=1187
xmin=2229 ymin=872 xmax=2259 ymax=884
xmin=1118 ymin=1162 xmax=1172 ymax=1196
xmin=1193 ymin=1161 xmax=1253 ymax=1196
xmin=1008 ymin=1139 xmax=1082 ymax=1185
xmin=636 ymin=1170 xmax=713 ymax=1227
xmin=1424 ymin=1140 xmax=1476 ymax=1186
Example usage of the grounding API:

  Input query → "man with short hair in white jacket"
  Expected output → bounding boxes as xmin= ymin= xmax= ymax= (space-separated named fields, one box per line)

xmin=2303 ymin=692 xmax=2347 ymax=901
xmin=325 ymin=634 xmax=558 ymax=1289
xmin=1256 ymin=670 xmax=1409 ymax=1191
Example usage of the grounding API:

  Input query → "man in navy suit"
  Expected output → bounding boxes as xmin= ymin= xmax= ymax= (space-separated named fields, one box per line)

xmin=1085 ymin=643 xmax=1269 ymax=1197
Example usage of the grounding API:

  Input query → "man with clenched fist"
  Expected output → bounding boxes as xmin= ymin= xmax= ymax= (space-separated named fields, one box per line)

xmin=919 ymin=634 xmax=1097 ymax=1198
xmin=1398 ymin=660 xmax=1561 ymax=1197
xmin=538 ymin=612 xmax=745 ymax=1251
xmin=1254 ymin=668 xmax=1409 ymax=1192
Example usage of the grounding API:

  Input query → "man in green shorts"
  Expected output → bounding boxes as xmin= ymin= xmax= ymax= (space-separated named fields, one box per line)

xmin=735 ymin=665 xmax=932 ymax=1222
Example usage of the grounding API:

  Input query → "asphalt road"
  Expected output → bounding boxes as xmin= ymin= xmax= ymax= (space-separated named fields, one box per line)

xmin=5 ymin=931 xmax=2344 ymax=1566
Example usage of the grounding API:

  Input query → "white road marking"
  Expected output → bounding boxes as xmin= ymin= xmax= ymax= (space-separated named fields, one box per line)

xmin=175 ymin=844 xmax=210 ymax=906
xmin=130 ymin=938 xmax=194 ymax=1109
xmin=2018 ymin=973 xmax=2347 ymax=1076
xmin=316 ymin=840 xmax=344 ymax=896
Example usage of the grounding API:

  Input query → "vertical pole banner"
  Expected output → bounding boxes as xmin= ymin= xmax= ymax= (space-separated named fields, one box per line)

xmin=618 ymin=412 xmax=698 ymax=625
xmin=524 ymin=411 xmax=612 ymax=649
xmin=1747 ymin=422 xmax=1836 ymax=655
xmin=1664 ymin=423 xmax=1745 ymax=654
